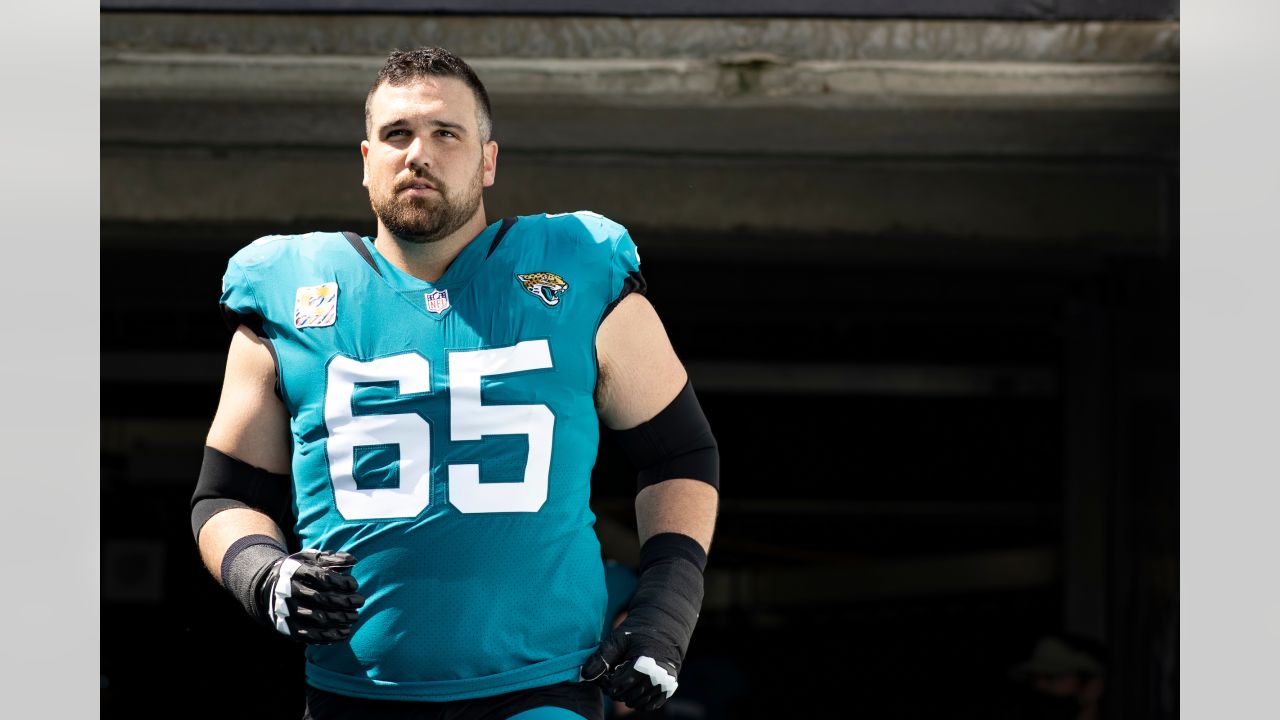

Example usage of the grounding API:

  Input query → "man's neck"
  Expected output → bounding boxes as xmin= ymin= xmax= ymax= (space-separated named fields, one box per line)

xmin=373 ymin=209 xmax=489 ymax=283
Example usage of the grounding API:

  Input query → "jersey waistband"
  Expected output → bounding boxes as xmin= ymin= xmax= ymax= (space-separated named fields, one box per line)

xmin=304 ymin=648 xmax=595 ymax=703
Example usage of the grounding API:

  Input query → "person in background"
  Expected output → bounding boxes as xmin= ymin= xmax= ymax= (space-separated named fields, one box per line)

xmin=1007 ymin=634 xmax=1108 ymax=720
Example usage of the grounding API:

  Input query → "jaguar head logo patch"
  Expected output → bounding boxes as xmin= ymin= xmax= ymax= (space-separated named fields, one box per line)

xmin=517 ymin=272 xmax=569 ymax=307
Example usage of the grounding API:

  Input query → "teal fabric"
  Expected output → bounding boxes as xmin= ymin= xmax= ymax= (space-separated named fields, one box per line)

xmin=602 ymin=560 xmax=638 ymax=632
xmin=505 ymin=707 xmax=591 ymax=720
xmin=220 ymin=212 xmax=642 ymax=701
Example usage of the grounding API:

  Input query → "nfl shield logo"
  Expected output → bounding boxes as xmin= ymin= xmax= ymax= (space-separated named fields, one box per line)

xmin=424 ymin=289 xmax=450 ymax=314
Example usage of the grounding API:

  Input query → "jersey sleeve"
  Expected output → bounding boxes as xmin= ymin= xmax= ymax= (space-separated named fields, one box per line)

xmin=219 ymin=237 xmax=283 ymax=336
xmin=607 ymin=227 xmax=647 ymax=313
xmin=562 ymin=211 xmax=647 ymax=315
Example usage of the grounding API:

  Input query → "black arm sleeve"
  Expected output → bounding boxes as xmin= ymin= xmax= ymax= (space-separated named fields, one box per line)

xmin=191 ymin=446 xmax=293 ymax=541
xmin=611 ymin=380 xmax=719 ymax=492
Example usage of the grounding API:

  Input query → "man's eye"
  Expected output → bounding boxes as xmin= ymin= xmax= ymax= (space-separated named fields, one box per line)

xmin=386 ymin=129 xmax=409 ymax=138
xmin=437 ymin=130 xmax=456 ymax=139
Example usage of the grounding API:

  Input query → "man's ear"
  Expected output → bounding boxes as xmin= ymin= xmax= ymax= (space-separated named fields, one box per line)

xmin=482 ymin=140 xmax=498 ymax=188
xmin=360 ymin=140 xmax=371 ymax=188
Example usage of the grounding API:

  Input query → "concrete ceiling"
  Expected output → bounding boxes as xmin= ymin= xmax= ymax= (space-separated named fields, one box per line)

xmin=101 ymin=14 xmax=1178 ymax=260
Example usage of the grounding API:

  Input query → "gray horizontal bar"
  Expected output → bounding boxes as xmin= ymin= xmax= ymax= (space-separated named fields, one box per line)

xmin=100 ymin=0 xmax=1178 ymax=20
xmin=101 ymin=15 xmax=1181 ymax=66
xmin=101 ymin=53 xmax=1179 ymax=111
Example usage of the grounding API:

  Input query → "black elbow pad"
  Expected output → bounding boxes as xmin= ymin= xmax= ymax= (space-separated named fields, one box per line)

xmin=611 ymin=380 xmax=719 ymax=492
xmin=191 ymin=446 xmax=293 ymax=541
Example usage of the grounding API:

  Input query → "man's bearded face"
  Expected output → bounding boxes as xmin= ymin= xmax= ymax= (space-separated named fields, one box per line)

xmin=369 ymin=157 xmax=484 ymax=245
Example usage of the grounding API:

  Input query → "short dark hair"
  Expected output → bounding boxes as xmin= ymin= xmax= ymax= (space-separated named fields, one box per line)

xmin=365 ymin=47 xmax=493 ymax=142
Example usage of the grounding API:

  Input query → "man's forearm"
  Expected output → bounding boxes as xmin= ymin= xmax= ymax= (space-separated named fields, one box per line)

xmin=586 ymin=477 xmax=716 ymax=711
xmin=197 ymin=507 xmax=287 ymax=584
xmin=634 ymin=478 xmax=718 ymax=552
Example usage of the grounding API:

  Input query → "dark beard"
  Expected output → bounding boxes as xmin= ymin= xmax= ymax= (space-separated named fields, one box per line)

xmin=371 ymin=170 xmax=482 ymax=245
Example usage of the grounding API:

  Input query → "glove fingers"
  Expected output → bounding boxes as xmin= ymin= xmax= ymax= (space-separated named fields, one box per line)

xmin=605 ymin=659 xmax=676 ymax=710
xmin=580 ymin=655 xmax=607 ymax=684
xmin=266 ymin=550 xmax=364 ymax=645
xmin=290 ymin=604 xmax=361 ymax=629
xmin=295 ymin=625 xmax=353 ymax=644
xmin=293 ymin=563 xmax=360 ymax=593
xmin=640 ymin=692 xmax=669 ymax=713
xmin=581 ymin=632 xmax=626 ymax=683
xmin=291 ymin=549 xmax=324 ymax=563
xmin=292 ymin=583 xmax=366 ymax=611
xmin=630 ymin=684 xmax=670 ymax=711
xmin=616 ymin=681 xmax=651 ymax=708
xmin=603 ymin=661 xmax=640 ymax=696
xmin=318 ymin=590 xmax=365 ymax=610
xmin=315 ymin=551 xmax=358 ymax=572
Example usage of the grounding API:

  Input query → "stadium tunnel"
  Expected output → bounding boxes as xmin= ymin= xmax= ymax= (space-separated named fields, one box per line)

xmin=101 ymin=2 xmax=1178 ymax=717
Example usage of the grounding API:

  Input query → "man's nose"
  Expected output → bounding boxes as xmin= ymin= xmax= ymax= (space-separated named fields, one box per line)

xmin=405 ymin=136 xmax=430 ymax=171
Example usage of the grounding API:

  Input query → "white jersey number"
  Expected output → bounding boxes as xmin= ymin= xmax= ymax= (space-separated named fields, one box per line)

xmin=323 ymin=340 xmax=555 ymax=520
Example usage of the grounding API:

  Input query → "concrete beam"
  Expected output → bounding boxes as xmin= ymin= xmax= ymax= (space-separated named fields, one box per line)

xmin=102 ymin=51 xmax=1177 ymax=112
xmin=100 ymin=14 xmax=1177 ymax=257
xmin=100 ymin=45 xmax=1177 ymax=162
xmin=101 ymin=146 xmax=1168 ymax=247
xmin=102 ymin=96 xmax=1178 ymax=160
xmin=101 ymin=14 xmax=1178 ymax=64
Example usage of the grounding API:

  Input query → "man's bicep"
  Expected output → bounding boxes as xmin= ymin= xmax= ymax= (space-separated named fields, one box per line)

xmin=596 ymin=294 xmax=688 ymax=430
xmin=206 ymin=325 xmax=292 ymax=474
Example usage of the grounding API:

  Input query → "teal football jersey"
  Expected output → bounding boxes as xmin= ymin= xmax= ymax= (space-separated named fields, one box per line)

xmin=219 ymin=211 xmax=644 ymax=702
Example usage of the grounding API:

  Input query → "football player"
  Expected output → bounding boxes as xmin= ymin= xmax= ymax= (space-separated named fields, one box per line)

xmin=190 ymin=47 xmax=719 ymax=720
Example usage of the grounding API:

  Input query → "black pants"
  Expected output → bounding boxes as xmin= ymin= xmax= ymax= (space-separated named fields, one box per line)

xmin=302 ymin=682 xmax=604 ymax=720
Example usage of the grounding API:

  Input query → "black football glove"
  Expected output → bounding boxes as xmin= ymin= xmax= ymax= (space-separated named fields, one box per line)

xmin=582 ymin=534 xmax=706 ymax=712
xmin=221 ymin=535 xmax=365 ymax=644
